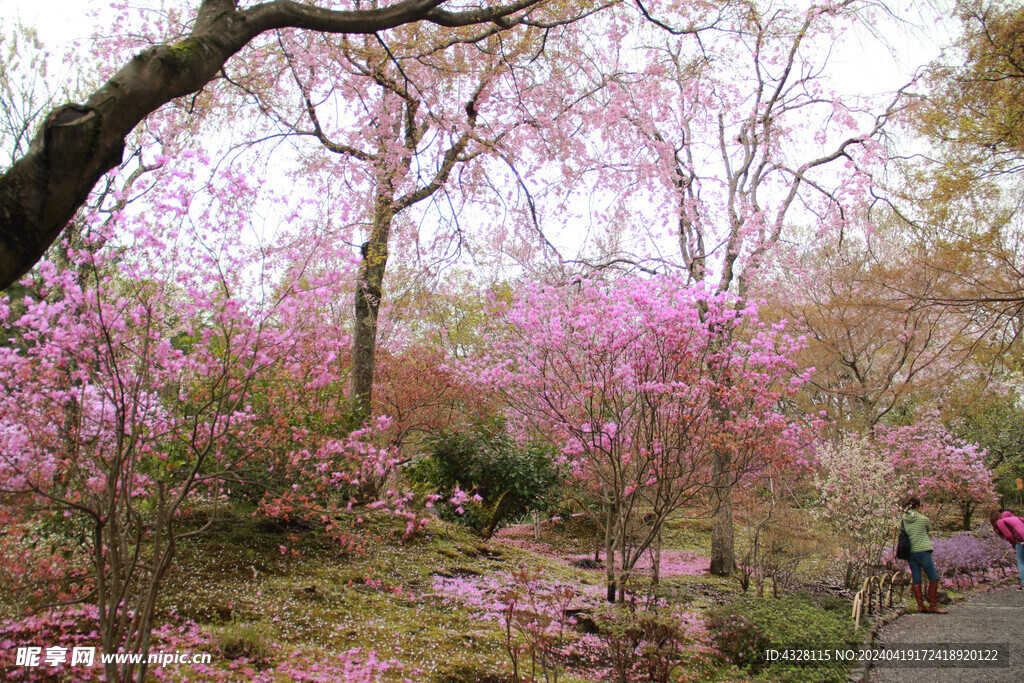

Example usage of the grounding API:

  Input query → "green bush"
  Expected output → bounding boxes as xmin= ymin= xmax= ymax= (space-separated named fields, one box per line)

xmin=994 ymin=461 xmax=1024 ymax=505
xmin=406 ymin=420 xmax=563 ymax=538
xmin=704 ymin=594 xmax=859 ymax=682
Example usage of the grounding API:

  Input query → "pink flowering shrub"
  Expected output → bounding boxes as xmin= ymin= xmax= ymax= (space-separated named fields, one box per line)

xmin=596 ymin=595 xmax=713 ymax=683
xmin=813 ymin=433 xmax=906 ymax=587
xmin=0 ymin=153 xmax=430 ymax=676
xmin=259 ymin=416 xmax=431 ymax=543
xmin=930 ymin=530 xmax=1015 ymax=587
xmin=875 ymin=414 xmax=997 ymax=529
xmin=468 ymin=275 xmax=808 ymax=602
xmin=498 ymin=566 xmax=577 ymax=682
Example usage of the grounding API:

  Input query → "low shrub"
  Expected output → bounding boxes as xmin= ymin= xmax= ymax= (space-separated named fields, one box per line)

xmin=704 ymin=594 xmax=859 ymax=682
xmin=931 ymin=530 xmax=1015 ymax=587
xmin=596 ymin=597 xmax=709 ymax=683
xmin=495 ymin=565 xmax=579 ymax=682
xmin=406 ymin=420 xmax=563 ymax=538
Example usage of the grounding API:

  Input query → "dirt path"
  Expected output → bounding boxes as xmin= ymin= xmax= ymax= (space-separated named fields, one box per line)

xmin=867 ymin=585 xmax=1024 ymax=682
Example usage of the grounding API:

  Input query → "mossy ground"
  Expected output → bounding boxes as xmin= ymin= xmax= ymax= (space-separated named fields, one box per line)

xmin=159 ymin=514 xmax=504 ymax=680
xmin=5 ymin=498 xmax=1012 ymax=680
xmin=146 ymin=498 xmax=877 ymax=681
xmin=0 ymin=498 xmax=885 ymax=681
xmin=156 ymin=506 xmax=759 ymax=681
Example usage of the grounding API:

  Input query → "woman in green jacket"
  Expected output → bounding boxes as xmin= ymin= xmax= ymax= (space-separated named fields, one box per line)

xmin=901 ymin=497 xmax=947 ymax=614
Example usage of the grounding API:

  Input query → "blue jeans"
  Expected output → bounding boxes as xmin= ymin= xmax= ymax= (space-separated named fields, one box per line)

xmin=1015 ymin=543 xmax=1024 ymax=587
xmin=907 ymin=550 xmax=939 ymax=584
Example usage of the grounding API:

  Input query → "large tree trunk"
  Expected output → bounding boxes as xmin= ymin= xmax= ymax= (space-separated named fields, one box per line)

xmin=0 ymin=0 xmax=543 ymax=290
xmin=348 ymin=87 xmax=477 ymax=419
xmin=708 ymin=330 xmax=736 ymax=577
xmin=351 ymin=194 xmax=394 ymax=421
xmin=709 ymin=448 xmax=735 ymax=576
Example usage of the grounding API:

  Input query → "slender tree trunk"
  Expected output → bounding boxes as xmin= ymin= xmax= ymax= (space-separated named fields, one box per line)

xmin=94 ymin=519 xmax=119 ymax=683
xmin=604 ymin=502 xmax=617 ymax=603
xmin=651 ymin=525 xmax=663 ymax=587
xmin=960 ymin=501 xmax=974 ymax=531
xmin=616 ymin=518 xmax=630 ymax=602
xmin=134 ymin=488 xmax=177 ymax=683
xmin=351 ymin=196 xmax=393 ymax=421
xmin=617 ymin=569 xmax=628 ymax=603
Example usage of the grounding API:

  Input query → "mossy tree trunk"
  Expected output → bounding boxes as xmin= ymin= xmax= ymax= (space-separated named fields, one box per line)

xmin=351 ymin=190 xmax=395 ymax=422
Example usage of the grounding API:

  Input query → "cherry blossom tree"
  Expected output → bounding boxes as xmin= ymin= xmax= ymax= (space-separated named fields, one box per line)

xmin=470 ymin=274 xmax=807 ymax=601
xmin=229 ymin=13 xmax=597 ymax=418
xmin=875 ymin=413 xmax=997 ymax=530
xmin=577 ymin=0 xmax=910 ymax=575
xmin=0 ymin=0 xmax=603 ymax=291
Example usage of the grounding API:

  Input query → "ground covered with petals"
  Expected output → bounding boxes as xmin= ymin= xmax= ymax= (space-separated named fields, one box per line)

xmin=5 ymin=504 xmax=1017 ymax=681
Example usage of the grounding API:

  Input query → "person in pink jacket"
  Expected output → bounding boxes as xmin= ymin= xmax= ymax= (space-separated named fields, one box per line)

xmin=989 ymin=510 xmax=1024 ymax=590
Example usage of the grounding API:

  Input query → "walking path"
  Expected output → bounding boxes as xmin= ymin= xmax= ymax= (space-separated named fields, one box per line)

xmin=868 ymin=585 xmax=1024 ymax=682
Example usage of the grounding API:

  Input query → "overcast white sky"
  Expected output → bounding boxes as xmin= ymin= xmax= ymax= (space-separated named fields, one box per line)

xmin=3 ymin=0 xmax=94 ymax=46
xmin=4 ymin=0 xmax=955 ymax=95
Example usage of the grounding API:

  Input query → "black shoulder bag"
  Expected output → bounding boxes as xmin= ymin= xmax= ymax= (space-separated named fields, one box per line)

xmin=895 ymin=520 xmax=912 ymax=560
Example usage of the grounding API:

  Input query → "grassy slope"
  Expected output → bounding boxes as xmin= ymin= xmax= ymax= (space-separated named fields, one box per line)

xmin=6 ymin=500 xmax=1015 ymax=680
xmin=159 ymin=509 xmax=744 ymax=682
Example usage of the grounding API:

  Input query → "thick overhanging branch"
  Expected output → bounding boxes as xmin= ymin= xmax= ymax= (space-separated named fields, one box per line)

xmin=0 ymin=0 xmax=548 ymax=291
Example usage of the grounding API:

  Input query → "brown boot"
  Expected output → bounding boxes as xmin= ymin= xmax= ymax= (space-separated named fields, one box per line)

xmin=927 ymin=580 xmax=947 ymax=614
xmin=911 ymin=583 xmax=928 ymax=613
